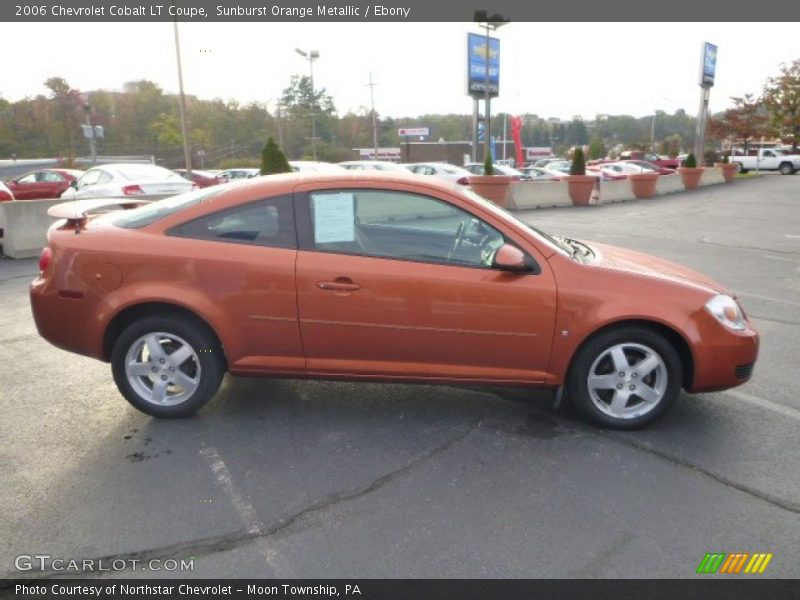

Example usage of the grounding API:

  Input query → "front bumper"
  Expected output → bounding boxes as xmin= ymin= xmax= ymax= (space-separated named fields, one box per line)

xmin=685 ymin=310 xmax=759 ymax=393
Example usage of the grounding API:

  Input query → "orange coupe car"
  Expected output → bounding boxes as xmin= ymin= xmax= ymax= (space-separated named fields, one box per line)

xmin=30 ymin=172 xmax=759 ymax=428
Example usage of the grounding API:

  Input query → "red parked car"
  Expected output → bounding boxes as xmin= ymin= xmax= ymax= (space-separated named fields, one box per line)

xmin=618 ymin=152 xmax=680 ymax=170
xmin=174 ymin=169 xmax=227 ymax=188
xmin=31 ymin=172 xmax=759 ymax=429
xmin=6 ymin=169 xmax=84 ymax=200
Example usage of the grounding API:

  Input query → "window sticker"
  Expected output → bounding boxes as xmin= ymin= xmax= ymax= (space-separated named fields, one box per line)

xmin=314 ymin=193 xmax=355 ymax=243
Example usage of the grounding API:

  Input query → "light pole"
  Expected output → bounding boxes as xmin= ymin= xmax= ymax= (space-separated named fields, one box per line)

xmin=367 ymin=72 xmax=379 ymax=160
xmin=475 ymin=11 xmax=508 ymax=164
xmin=295 ymin=48 xmax=320 ymax=160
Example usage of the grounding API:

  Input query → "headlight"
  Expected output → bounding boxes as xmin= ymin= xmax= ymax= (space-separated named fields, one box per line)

xmin=704 ymin=294 xmax=747 ymax=331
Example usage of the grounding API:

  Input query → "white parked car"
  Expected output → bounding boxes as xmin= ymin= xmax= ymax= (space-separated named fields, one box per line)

xmin=289 ymin=161 xmax=347 ymax=173
xmin=404 ymin=162 xmax=473 ymax=184
xmin=60 ymin=164 xmax=195 ymax=200
xmin=463 ymin=162 xmax=529 ymax=180
xmin=338 ymin=160 xmax=410 ymax=172
xmin=733 ymin=149 xmax=800 ymax=174
xmin=519 ymin=166 xmax=561 ymax=180
xmin=598 ymin=162 xmax=658 ymax=177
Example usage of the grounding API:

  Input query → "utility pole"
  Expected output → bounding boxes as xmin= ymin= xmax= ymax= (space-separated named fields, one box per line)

xmin=173 ymin=15 xmax=192 ymax=175
xmin=82 ymin=95 xmax=97 ymax=164
xmin=367 ymin=72 xmax=379 ymax=160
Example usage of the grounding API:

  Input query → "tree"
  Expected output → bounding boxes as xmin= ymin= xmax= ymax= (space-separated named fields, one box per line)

xmin=565 ymin=117 xmax=588 ymax=147
xmin=659 ymin=134 xmax=682 ymax=158
xmin=280 ymin=75 xmax=337 ymax=158
xmin=763 ymin=59 xmax=800 ymax=152
xmin=707 ymin=94 xmax=768 ymax=154
xmin=44 ymin=77 xmax=81 ymax=158
xmin=260 ymin=137 xmax=291 ymax=175
xmin=588 ymin=137 xmax=606 ymax=160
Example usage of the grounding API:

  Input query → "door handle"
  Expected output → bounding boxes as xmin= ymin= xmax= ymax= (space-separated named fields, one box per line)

xmin=317 ymin=279 xmax=361 ymax=292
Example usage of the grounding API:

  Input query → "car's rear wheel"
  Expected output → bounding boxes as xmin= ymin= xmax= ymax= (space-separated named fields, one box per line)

xmin=111 ymin=315 xmax=225 ymax=418
xmin=566 ymin=327 xmax=682 ymax=429
xmin=734 ymin=163 xmax=747 ymax=174
xmin=779 ymin=162 xmax=795 ymax=175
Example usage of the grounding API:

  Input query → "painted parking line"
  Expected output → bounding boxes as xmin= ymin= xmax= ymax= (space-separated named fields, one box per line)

xmin=200 ymin=446 xmax=297 ymax=577
xmin=200 ymin=446 xmax=263 ymax=535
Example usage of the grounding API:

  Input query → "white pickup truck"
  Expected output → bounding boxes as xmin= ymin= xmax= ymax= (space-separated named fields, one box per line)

xmin=733 ymin=148 xmax=800 ymax=174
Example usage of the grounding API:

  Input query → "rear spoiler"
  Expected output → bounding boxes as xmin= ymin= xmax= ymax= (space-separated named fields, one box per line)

xmin=48 ymin=198 xmax=151 ymax=232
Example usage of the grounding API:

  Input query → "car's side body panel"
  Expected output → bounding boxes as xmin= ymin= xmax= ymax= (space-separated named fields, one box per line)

xmin=30 ymin=171 xmax=759 ymax=400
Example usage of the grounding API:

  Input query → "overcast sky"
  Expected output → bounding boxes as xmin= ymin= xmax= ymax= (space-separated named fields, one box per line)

xmin=1 ymin=22 xmax=797 ymax=120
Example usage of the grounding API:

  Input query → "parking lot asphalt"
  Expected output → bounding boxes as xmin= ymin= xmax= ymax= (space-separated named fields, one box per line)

xmin=1 ymin=174 xmax=798 ymax=580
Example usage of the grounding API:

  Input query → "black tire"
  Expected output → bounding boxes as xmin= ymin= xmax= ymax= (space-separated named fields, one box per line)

xmin=566 ymin=326 xmax=682 ymax=430
xmin=111 ymin=314 xmax=225 ymax=418
xmin=778 ymin=162 xmax=795 ymax=175
xmin=734 ymin=163 xmax=747 ymax=174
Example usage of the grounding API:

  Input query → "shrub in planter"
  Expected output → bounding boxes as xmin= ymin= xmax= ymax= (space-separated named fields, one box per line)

xmin=467 ymin=151 xmax=513 ymax=208
xmin=483 ymin=152 xmax=494 ymax=176
xmin=714 ymin=154 xmax=739 ymax=182
xmin=678 ymin=152 xmax=704 ymax=189
xmin=629 ymin=172 xmax=660 ymax=198
xmin=566 ymin=147 xmax=596 ymax=206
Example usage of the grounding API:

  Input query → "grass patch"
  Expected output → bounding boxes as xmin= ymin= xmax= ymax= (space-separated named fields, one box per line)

xmin=735 ymin=172 xmax=765 ymax=179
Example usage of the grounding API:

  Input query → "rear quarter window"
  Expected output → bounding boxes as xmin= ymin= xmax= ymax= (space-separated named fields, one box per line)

xmin=111 ymin=187 xmax=224 ymax=229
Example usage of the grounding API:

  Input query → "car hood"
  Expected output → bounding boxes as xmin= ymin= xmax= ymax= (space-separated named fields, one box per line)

xmin=588 ymin=241 xmax=728 ymax=295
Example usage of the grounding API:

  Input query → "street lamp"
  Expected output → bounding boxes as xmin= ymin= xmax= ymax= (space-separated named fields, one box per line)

xmin=474 ymin=11 xmax=509 ymax=164
xmin=295 ymin=48 xmax=320 ymax=160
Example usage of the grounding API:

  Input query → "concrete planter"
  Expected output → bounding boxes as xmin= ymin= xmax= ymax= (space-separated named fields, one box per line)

xmin=566 ymin=175 xmax=596 ymax=206
xmin=467 ymin=175 xmax=513 ymax=208
xmin=678 ymin=167 xmax=705 ymax=190
xmin=628 ymin=172 xmax=660 ymax=199
xmin=715 ymin=163 xmax=739 ymax=182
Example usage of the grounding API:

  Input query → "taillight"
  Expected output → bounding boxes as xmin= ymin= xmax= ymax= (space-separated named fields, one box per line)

xmin=39 ymin=247 xmax=52 ymax=273
xmin=122 ymin=184 xmax=145 ymax=196
xmin=456 ymin=177 xmax=469 ymax=185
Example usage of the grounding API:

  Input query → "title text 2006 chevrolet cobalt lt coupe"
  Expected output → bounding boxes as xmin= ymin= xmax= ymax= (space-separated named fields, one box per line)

xmin=30 ymin=172 xmax=759 ymax=429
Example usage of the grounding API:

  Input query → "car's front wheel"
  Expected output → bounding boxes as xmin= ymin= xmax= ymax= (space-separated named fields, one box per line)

xmin=566 ymin=327 xmax=682 ymax=429
xmin=111 ymin=314 xmax=225 ymax=418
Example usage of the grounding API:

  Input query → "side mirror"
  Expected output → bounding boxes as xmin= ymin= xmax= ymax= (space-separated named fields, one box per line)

xmin=70 ymin=180 xmax=78 ymax=189
xmin=493 ymin=244 xmax=534 ymax=273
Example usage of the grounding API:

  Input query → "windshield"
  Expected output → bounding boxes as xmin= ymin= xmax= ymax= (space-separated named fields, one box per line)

xmin=107 ymin=186 xmax=225 ymax=229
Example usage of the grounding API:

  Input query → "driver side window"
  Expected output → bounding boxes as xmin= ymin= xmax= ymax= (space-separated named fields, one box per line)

xmin=308 ymin=190 xmax=505 ymax=268
xmin=78 ymin=170 xmax=102 ymax=187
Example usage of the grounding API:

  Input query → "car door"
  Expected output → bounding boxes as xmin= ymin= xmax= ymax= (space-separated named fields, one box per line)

xmin=166 ymin=193 xmax=303 ymax=372
xmin=39 ymin=171 xmax=67 ymax=198
xmin=293 ymin=182 xmax=557 ymax=383
xmin=66 ymin=169 xmax=103 ymax=199
xmin=760 ymin=150 xmax=778 ymax=169
xmin=9 ymin=172 xmax=39 ymax=199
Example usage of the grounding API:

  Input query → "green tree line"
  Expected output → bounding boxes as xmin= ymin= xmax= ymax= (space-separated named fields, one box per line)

xmin=1 ymin=59 xmax=797 ymax=167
